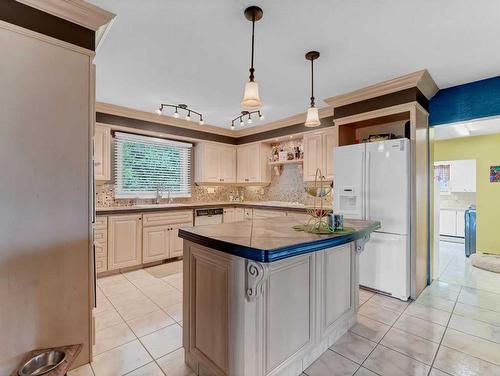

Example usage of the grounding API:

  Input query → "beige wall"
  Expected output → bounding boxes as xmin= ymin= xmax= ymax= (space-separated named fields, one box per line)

xmin=0 ymin=25 xmax=92 ymax=372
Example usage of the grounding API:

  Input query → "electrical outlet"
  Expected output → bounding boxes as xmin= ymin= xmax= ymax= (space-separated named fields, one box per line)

xmin=207 ymin=187 xmax=215 ymax=194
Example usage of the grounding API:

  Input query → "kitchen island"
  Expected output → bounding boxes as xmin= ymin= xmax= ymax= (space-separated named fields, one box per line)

xmin=179 ymin=216 xmax=380 ymax=376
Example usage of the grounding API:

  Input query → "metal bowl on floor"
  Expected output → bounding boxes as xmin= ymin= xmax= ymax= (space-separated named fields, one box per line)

xmin=18 ymin=350 xmax=66 ymax=376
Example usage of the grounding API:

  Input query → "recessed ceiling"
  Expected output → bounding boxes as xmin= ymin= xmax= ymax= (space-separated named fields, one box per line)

xmin=90 ymin=0 xmax=500 ymax=129
xmin=434 ymin=116 xmax=500 ymax=140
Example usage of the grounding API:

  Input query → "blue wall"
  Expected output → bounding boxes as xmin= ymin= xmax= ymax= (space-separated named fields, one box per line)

xmin=429 ymin=76 xmax=500 ymax=126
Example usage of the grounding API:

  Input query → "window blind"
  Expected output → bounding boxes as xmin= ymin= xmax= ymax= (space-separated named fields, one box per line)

xmin=114 ymin=132 xmax=192 ymax=198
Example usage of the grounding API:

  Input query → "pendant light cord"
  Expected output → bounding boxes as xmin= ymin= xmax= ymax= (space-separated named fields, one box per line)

xmin=310 ymin=59 xmax=315 ymax=107
xmin=249 ymin=14 xmax=255 ymax=82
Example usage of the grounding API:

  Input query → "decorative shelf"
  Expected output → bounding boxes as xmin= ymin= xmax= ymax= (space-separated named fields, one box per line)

xmin=268 ymin=159 xmax=303 ymax=166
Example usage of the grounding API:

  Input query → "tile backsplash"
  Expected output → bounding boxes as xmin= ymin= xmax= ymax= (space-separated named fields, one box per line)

xmin=96 ymin=164 xmax=331 ymax=207
xmin=439 ymin=192 xmax=476 ymax=209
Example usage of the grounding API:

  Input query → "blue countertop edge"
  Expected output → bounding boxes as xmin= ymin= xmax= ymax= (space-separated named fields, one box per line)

xmin=179 ymin=222 xmax=380 ymax=263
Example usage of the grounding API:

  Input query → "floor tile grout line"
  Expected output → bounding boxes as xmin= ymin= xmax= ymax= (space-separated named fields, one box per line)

xmin=426 ymin=284 xmax=463 ymax=376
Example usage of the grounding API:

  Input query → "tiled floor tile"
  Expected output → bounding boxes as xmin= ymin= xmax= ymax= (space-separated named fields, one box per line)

xmin=330 ymin=331 xmax=376 ymax=364
xmin=93 ymin=322 xmax=136 ymax=355
xmin=124 ymin=361 xmax=165 ymax=375
xmin=139 ymin=283 xmax=178 ymax=298
xmin=358 ymin=301 xmax=401 ymax=326
xmin=442 ymin=328 xmax=500 ymax=366
xmin=94 ymin=297 xmax=115 ymax=315
xmin=453 ymin=302 xmax=500 ymax=327
xmin=140 ymin=323 xmax=183 ymax=359
xmin=110 ymin=294 xmax=151 ymax=309
xmin=363 ymin=345 xmax=430 ymax=376
xmin=425 ymin=281 xmax=461 ymax=301
xmin=434 ymin=345 xmax=500 ymax=376
xmin=380 ymin=327 xmax=439 ymax=365
xmin=91 ymin=340 xmax=152 ymax=376
xmin=350 ymin=314 xmax=390 ymax=343
xmin=68 ymin=363 xmax=94 ymax=376
xmin=449 ymin=314 xmax=500 ymax=344
xmin=359 ymin=289 xmax=374 ymax=306
xmin=157 ymin=348 xmax=196 ymax=376
xmin=95 ymin=309 xmax=124 ymax=332
xmin=428 ymin=368 xmax=451 ymax=376
xmin=127 ymin=309 xmax=175 ymax=338
xmin=304 ymin=350 xmax=359 ymax=376
xmin=149 ymin=290 xmax=183 ymax=309
xmin=393 ymin=314 xmax=446 ymax=343
xmin=458 ymin=286 xmax=500 ymax=313
xmin=404 ymin=303 xmax=451 ymax=326
xmin=369 ymin=294 xmax=409 ymax=313
xmin=115 ymin=299 xmax=159 ymax=321
xmin=97 ymin=273 xmax=129 ymax=288
xmin=353 ymin=368 xmax=378 ymax=376
xmin=163 ymin=302 xmax=183 ymax=322
xmin=415 ymin=294 xmax=456 ymax=312
xmin=100 ymin=281 xmax=140 ymax=298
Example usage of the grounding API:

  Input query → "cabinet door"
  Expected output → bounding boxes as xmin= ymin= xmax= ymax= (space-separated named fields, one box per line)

xmin=450 ymin=160 xmax=476 ymax=192
xmin=143 ymin=225 xmax=169 ymax=263
xmin=303 ymin=133 xmax=323 ymax=181
xmin=223 ymin=208 xmax=235 ymax=223
xmin=94 ymin=124 xmax=111 ymax=181
xmin=440 ymin=210 xmax=457 ymax=236
xmin=219 ymin=146 xmax=236 ymax=183
xmin=169 ymin=221 xmax=193 ymax=258
xmin=204 ymin=144 xmax=221 ymax=183
xmin=246 ymin=144 xmax=261 ymax=182
xmin=323 ymin=131 xmax=336 ymax=181
xmin=237 ymin=146 xmax=249 ymax=183
xmin=235 ymin=208 xmax=245 ymax=222
xmin=108 ymin=214 xmax=142 ymax=270
xmin=456 ymin=210 xmax=465 ymax=237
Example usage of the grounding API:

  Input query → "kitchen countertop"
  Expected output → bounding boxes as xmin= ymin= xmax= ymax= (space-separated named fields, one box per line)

xmin=96 ymin=201 xmax=311 ymax=215
xmin=179 ymin=217 xmax=380 ymax=262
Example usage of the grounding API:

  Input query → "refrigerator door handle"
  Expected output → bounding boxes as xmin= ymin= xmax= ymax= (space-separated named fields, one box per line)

xmin=361 ymin=150 xmax=366 ymax=220
xmin=366 ymin=151 xmax=371 ymax=220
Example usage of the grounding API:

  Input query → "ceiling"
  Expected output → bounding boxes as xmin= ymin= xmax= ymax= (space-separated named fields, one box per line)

xmin=90 ymin=0 xmax=500 ymax=129
xmin=434 ymin=116 xmax=500 ymax=140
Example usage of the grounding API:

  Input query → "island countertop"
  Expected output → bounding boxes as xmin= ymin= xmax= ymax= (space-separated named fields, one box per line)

xmin=179 ymin=217 xmax=380 ymax=262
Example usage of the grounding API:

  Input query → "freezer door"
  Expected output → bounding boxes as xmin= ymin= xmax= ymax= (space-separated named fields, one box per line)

xmin=365 ymin=139 xmax=410 ymax=235
xmin=333 ymin=143 xmax=365 ymax=219
xmin=359 ymin=232 xmax=410 ymax=301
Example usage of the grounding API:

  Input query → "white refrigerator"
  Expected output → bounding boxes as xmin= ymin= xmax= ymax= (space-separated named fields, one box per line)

xmin=333 ymin=139 xmax=411 ymax=301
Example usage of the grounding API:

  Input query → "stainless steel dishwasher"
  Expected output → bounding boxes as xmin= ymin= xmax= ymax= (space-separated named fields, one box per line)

xmin=194 ymin=207 xmax=224 ymax=226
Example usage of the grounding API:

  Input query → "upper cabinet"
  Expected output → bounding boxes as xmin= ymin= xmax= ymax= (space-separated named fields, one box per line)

xmin=303 ymin=128 xmax=337 ymax=182
xmin=94 ymin=124 xmax=111 ymax=181
xmin=237 ymin=143 xmax=271 ymax=185
xmin=195 ymin=142 xmax=236 ymax=184
xmin=450 ymin=160 xmax=476 ymax=193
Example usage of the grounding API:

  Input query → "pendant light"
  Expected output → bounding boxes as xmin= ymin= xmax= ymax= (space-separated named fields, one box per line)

xmin=241 ymin=6 xmax=263 ymax=110
xmin=304 ymin=51 xmax=321 ymax=127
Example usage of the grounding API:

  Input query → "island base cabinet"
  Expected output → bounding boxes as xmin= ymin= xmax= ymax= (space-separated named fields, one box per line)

xmin=183 ymin=242 xmax=358 ymax=376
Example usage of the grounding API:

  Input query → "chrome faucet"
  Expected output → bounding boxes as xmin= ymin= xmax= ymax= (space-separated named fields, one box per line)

xmin=167 ymin=188 xmax=173 ymax=204
xmin=155 ymin=184 xmax=163 ymax=204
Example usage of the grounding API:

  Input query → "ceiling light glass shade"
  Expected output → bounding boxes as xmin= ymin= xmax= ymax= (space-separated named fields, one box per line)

xmin=305 ymin=106 xmax=321 ymax=127
xmin=259 ymin=113 xmax=265 ymax=120
xmin=173 ymin=111 xmax=179 ymax=118
xmin=155 ymin=108 xmax=162 ymax=115
xmin=199 ymin=119 xmax=205 ymax=125
xmin=185 ymin=115 xmax=191 ymax=121
xmin=241 ymin=81 xmax=262 ymax=109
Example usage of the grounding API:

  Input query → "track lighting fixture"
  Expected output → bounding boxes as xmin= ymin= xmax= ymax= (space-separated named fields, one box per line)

xmin=231 ymin=110 xmax=264 ymax=129
xmin=156 ymin=104 xmax=204 ymax=125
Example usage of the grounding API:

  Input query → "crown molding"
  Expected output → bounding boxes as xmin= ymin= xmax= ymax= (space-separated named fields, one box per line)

xmin=96 ymin=102 xmax=237 ymax=138
xmin=16 ymin=0 xmax=115 ymax=31
xmin=324 ymin=70 xmax=439 ymax=108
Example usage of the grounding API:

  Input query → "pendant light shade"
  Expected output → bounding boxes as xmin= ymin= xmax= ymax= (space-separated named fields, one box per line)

xmin=305 ymin=106 xmax=321 ymax=127
xmin=241 ymin=6 xmax=263 ymax=110
xmin=241 ymin=80 xmax=262 ymax=109
xmin=304 ymin=51 xmax=321 ymax=127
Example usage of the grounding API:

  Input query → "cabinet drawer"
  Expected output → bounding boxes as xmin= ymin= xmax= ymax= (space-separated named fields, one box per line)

xmin=95 ymin=229 xmax=107 ymax=242
xmin=95 ymin=216 xmax=107 ymax=230
xmin=95 ymin=257 xmax=107 ymax=273
xmin=143 ymin=210 xmax=193 ymax=227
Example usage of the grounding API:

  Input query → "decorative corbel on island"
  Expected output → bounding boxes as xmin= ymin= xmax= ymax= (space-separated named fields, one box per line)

xmin=179 ymin=216 xmax=380 ymax=376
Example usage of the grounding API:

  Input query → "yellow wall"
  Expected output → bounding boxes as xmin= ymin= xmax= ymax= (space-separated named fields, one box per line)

xmin=434 ymin=133 xmax=500 ymax=255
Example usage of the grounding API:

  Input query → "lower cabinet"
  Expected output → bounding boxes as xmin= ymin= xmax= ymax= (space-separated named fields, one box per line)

xmin=253 ymin=209 xmax=287 ymax=219
xmin=235 ymin=208 xmax=245 ymax=222
xmin=143 ymin=225 xmax=170 ymax=263
xmin=108 ymin=214 xmax=142 ymax=270
xmin=440 ymin=209 xmax=466 ymax=237
xmin=223 ymin=208 xmax=235 ymax=223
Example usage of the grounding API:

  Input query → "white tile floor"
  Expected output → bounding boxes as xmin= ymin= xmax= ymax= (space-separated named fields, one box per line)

xmin=71 ymin=243 xmax=500 ymax=376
